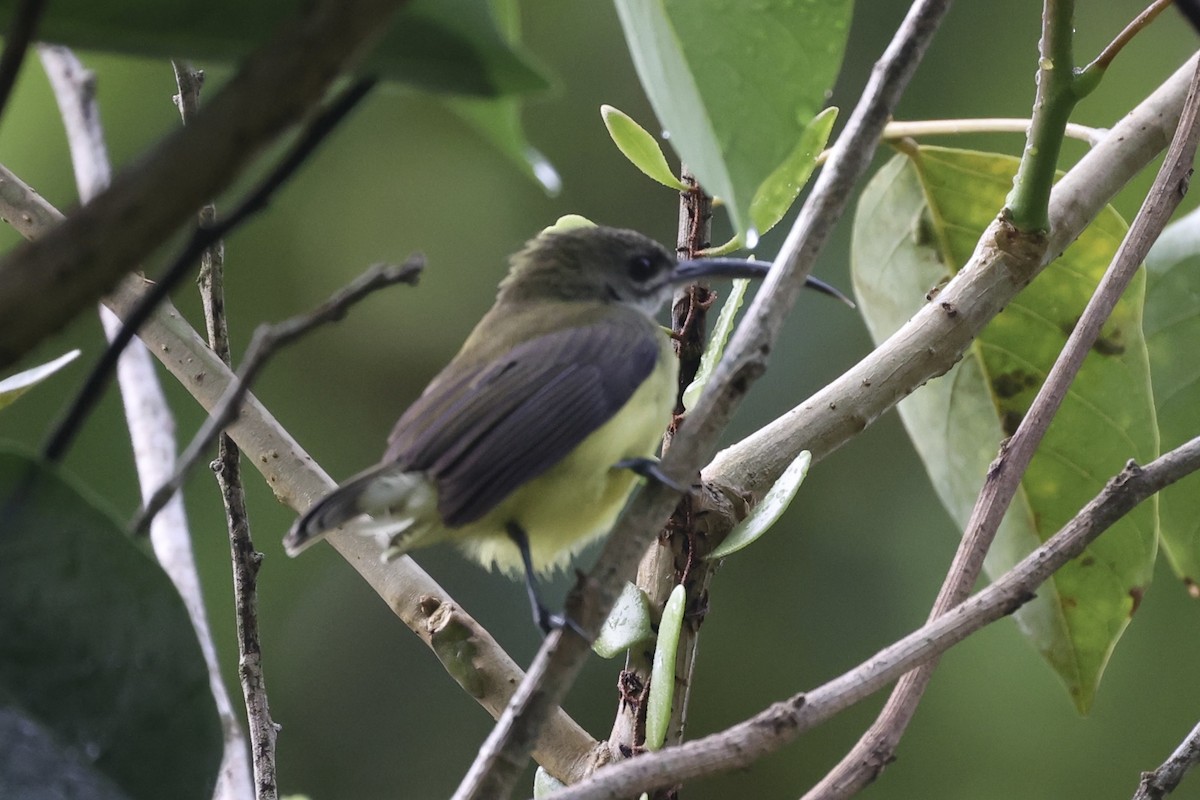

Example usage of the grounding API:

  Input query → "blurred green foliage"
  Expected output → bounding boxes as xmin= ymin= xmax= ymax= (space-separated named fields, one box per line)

xmin=0 ymin=1 xmax=1198 ymax=798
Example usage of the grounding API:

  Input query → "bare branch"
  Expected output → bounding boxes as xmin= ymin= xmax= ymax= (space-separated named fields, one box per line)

xmin=549 ymin=436 xmax=1200 ymax=800
xmin=1133 ymin=720 xmax=1200 ymax=800
xmin=607 ymin=168 xmax=717 ymax=757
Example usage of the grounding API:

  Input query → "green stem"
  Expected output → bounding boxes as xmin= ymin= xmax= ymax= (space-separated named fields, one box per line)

xmin=1005 ymin=0 xmax=1079 ymax=232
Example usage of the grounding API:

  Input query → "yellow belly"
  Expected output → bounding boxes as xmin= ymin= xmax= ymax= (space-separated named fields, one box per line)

xmin=454 ymin=343 xmax=677 ymax=575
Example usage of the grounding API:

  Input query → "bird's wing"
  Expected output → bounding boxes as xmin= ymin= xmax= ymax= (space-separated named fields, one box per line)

xmin=384 ymin=317 xmax=663 ymax=527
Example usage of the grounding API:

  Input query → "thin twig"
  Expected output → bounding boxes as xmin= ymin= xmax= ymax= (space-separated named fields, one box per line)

xmin=1133 ymin=720 xmax=1200 ymax=800
xmin=41 ymin=76 xmax=377 ymax=464
xmin=817 ymin=119 xmax=1103 ymax=167
xmin=0 ymin=0 xmax=47 ymax=126
xmin=134 ymin=257 xmax=424 ymax=535
xmin=449 ymin=3 xmax=953 ymax=799
xmin=172 ymin=59 xmax=276 ymax=800
xmin=804 ymin=51 xmax=1200 ymax=800
xmin=548 ymin=436 xmax=1200 ymax=800
xmin=882 ymin=117 xmax=1102 ymax=145
xmin=1084 ymin=0 xmax=1174 ymax=74
xmin=38 ymin=46 xmax=254 ymax=800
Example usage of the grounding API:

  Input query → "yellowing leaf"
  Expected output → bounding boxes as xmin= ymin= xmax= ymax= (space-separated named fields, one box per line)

xmin=852 ymin=147 xmax=1156 ymax=712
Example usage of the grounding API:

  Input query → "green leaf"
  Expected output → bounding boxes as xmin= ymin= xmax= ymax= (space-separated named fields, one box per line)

xmin=0 ymin=350 xmax=80 ymax=412
xmin=0 ymin=0 xmax=551 ymax=96
xmin=440 ymin=0 xmax=560 ymax=192
xmin=445 ymin=98 xmax=561 ymax=193
xmin=682 ymin=278 xmax=749 ymax=410
xmin=1144 ymin=206 xmax=1200 ymax=595
xmin=0 ymin=451 xmax=223 ymax=800
xmin=613 ymin=0 xmax=852 ymax=236
xmin=601 ymin=105 xmax=689 ymax=191
xmin=708 ymin=451 xmax=812 ymax=560
xmin=852 ymin=147 xmax=1157 ymax=712
xmin=645 ymin=584 xmax=685 ymax=751
xmin=749 ymin=107 xmax=839 ymax=236
xmin=592 ymin=582 xmax=655 ymax=659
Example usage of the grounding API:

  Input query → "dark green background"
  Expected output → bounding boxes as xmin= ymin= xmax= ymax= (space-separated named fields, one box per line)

xmin=1 ymin=2 xmax=1198 ymax=797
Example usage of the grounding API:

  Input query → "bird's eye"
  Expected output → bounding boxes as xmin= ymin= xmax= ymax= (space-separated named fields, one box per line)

xmin=627 ymin=254 xmax=660 ymax=283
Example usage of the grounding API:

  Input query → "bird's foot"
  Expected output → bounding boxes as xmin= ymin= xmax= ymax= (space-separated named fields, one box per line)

xmin=614 ymin=456 xmax=691 ymax=493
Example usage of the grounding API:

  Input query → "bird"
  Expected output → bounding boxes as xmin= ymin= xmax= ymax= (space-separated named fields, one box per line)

xmin=284 ymin=222 xmax=848 ymax=631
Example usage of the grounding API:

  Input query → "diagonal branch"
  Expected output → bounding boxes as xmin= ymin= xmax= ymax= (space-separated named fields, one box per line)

xmin=1133 ymin=719 xmax=1200 ymax=800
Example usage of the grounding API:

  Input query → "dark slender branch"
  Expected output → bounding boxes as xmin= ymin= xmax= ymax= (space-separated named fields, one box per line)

xmin=171 ymin=60 xmax=276 ymax=800
xmin=805 ymin=53 xmax=1200 ymax=800
xmin=1133 ymin=720 xmax=1200 ymax=800
xmin=1178 ymin=0 xmax=1200 ymax=36
xmin=41 ymin=76 xmax=378 ymax=464
xmin=0 ymin=0 xmax=47 ymax=126
xmin=450 ymin=3 xmax=953 ymax=798
xmin=133 ymin=257 xmax=423 ymax=535
xmin=549 ymin=436 xmax=1200 ymax=800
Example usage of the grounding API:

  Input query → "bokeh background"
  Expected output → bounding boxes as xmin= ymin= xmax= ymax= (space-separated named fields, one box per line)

xmin=2 ymin=2 xmax=1199 ymax=798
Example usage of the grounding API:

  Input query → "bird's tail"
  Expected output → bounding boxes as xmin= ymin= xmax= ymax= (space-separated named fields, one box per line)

xmin=283 ymin=465 xmax=432 ymax=557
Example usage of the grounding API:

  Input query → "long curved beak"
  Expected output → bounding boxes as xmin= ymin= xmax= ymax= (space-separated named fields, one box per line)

xmin=671 ymin=258 xmax=855 ymax=308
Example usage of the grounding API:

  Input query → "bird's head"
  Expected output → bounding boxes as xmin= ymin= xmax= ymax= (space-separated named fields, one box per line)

xmin=498 ymin=225 xmax=779 ymax=315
